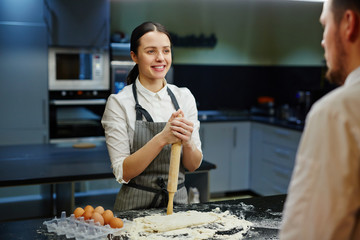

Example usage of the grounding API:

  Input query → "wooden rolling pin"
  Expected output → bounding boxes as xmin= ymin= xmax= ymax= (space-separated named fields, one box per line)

xmin=167 ymin=115 xmax=183 ymax=215
xmin=167 ymin=141 xmax=182 ymax=215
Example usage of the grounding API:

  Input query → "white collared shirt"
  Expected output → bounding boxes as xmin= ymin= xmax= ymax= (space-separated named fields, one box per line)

xmin=280 ymin=67 xmax=360 ymax=239
xmin=101 ymin=79 xmax=202 ymax=183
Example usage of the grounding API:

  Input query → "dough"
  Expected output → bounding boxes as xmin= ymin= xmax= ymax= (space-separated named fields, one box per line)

xmin=136 ymin=210 xmax=220 ymax=232
xmin=116 ymin=208 xmax=253 ymax=240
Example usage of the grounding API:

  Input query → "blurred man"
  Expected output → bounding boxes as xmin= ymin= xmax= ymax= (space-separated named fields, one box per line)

xmin=280 ymin=0 xmax=360 ymax=239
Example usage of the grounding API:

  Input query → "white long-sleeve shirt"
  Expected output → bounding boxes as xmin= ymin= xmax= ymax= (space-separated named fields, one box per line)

xmin=280 ymin=67 xmax=360 ymax=240
xmin=101 ymin=79 xmax=202 ymax=184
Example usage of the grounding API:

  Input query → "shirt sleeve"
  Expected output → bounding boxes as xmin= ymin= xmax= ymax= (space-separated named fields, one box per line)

xmin=280 ymin=102 xmax=360 ymax=240
xmin=177 ymin=87 xmax=203 ymax=158
xmin=101 ymin=94 xmax=131 ymax=184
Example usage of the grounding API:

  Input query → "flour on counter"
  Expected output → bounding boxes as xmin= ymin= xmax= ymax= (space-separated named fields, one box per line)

xmin=113 ymin=208 xmax=253 ymax=240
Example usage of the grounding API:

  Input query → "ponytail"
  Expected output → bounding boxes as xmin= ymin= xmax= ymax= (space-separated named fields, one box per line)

xmin=127 ymin=64 xmax=139 ymax=85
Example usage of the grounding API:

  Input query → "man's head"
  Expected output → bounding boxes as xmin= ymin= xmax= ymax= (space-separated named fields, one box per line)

xmin=320 ymin=0 xmax=360 ymax=85
xmin=331 ymin=0 xmax=360 ymax=25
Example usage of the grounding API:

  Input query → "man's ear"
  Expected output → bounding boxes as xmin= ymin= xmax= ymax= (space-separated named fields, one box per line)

xmin=343 ymin=10 xmax=360 ymax=42
xmin=130 ymin=51 xmax=138 ymax=63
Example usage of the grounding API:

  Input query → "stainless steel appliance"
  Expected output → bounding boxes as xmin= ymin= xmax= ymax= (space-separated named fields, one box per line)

xmin=48 ymin=47 xmax=110 ymax=142
xmin=49 ymin=99 xmax=106 ymax=141
xmin=111 ymin=61 xmax=135 ymax=94
xmin=48 ymin=47 xmax=109 ymax=91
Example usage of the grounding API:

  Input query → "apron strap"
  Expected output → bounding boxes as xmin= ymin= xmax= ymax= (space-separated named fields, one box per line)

xmin=132 ymin=83 xmax=181 ymax=122
xmin=167 ymin=87 xmax=180 ymax=111
xmin=132 ymin=83 xmax=154 ymax=122
xmin=127 ymin=177 xmax=185 ymax=208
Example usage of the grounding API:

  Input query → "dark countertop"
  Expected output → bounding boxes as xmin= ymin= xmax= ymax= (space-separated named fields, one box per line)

xmin=0 ymin=141 xmax=113 ymax=187
xmin=198 ymin=110 xmax=304 ymax=131
xmin=0 ymin=194 xmax=286 ymax=240
xmin=0 ymin=141 xmax=216 ymax=218
xmin=0 ymin=141 xmax=215 ymax=187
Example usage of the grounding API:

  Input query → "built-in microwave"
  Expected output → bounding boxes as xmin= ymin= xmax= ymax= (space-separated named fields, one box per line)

xmin=48 ymin=47 xmax=110 ymax=91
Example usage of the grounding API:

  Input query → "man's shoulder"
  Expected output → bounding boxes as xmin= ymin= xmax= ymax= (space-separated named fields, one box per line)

xmin=310 ymin=84 xmax=360 ymax=120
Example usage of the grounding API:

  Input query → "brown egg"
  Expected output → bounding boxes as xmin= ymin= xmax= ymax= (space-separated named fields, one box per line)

xmin=102 ymin=209 xmax=114 ymax=225
xmin=84 ymin=205 xmax=94 ymax=213
xmin=82 ymin=210 xmax=93 ymax=220
xmin=91 ymin=212 xmax=104 ymax=226
xmin=109 ymin=217 xmax=124 ymax=229
xmin=94 ymin=206 xmax=105 ymax=215
xmin=73 ymin=207 xmax=85 ymax=218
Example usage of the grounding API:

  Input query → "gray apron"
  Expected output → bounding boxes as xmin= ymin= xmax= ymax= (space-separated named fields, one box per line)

xmin=114 ymin=84 xmax=188 ymax=211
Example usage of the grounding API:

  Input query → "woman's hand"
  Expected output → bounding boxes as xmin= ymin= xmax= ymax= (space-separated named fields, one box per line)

xmin=159 ymin=109 xmax=194 ymax=145
xmin=170 ymin=109 xmax=194 ymax=146
xmin=156 ymin=109 xmax=201 ymax=173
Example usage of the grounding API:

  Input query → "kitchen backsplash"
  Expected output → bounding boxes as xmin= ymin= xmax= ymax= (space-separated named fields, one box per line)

xmin=173 ymin=64 xmax=337 ymax=111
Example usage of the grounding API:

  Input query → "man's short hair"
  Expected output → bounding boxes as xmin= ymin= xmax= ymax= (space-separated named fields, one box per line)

xmin=332 ymin=0 xmax=360 ymax=24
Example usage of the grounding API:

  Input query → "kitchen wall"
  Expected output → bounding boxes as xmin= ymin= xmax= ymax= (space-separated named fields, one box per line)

xmin=110 ymin=0 xmax=324 ymax=66
xmin=110 ymin=0 xmax=331 ymax=111
xmin=174 ymin=65 xmax=332 ymax=110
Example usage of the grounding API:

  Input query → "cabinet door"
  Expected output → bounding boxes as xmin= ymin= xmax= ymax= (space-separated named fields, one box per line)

xmin=229 ymin=122 xmax=250 ymax=191
xmin=45 ymin=0 xmax=110 ymax=47
xmin=0 ymin=24 xmax=48 ymax=145
xmin=0 ymin=0 xmax=44 ymax=23
xmin=250 ymin=124 xmax=265 ymax=194
xmin=201 ymin=122 xmax=232 ymax=193
xmin=250 ymin=123 xmax=301 ymax=195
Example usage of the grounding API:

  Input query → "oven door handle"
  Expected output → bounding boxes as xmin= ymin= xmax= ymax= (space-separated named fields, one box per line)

xmin=50 ymin=99 xmax=107 ymax=106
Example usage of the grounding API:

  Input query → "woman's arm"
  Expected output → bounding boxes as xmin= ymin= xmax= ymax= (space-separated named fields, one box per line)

xmin=123 ymin=109 xmax=202 ymax=181
xmin=122 ymin=110 xmax=188 ymax=182
xmin=122 ymin=133 xmax=167 ymax=182
xmin=168 ymin=109 xmax=202 ymax=172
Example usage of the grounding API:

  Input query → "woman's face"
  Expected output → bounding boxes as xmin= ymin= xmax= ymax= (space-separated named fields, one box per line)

xmin=131 ymin=31 xmax=172 ymax=83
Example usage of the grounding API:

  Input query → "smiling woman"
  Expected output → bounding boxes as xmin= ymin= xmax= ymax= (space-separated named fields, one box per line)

xmin=101 ymin=22 xmax=203 ymax=211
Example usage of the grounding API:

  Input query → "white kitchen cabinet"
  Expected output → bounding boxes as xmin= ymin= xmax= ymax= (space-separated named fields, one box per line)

xmin=250 ymin=122 xmax=302 ymax=196
xmin=200 ymin=122 xmax=250 ymax=194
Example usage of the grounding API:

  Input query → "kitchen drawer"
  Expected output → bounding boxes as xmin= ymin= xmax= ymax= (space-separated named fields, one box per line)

xmin=254 ymin=177 xmax=289 ymax=196
xmin=256 ymin=160 xmax=292 ymax=195
xmin=262 ymin=143 xmax=297 ymax=169
xmin=260 ymin=125 xmax=301 ymax=149
xmin=250 ymin=123 xmax=301 ymax=196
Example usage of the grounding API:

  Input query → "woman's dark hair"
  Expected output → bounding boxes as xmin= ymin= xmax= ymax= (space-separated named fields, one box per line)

xmin=127 ymin=21 xmax=172 ymax=85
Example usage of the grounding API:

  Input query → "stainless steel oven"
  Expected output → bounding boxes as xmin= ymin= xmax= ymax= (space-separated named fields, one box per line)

xmin=48 ymin=47 xmax=111 ymax=142
xmin=49 ymin=99 xmax=106 ymax=142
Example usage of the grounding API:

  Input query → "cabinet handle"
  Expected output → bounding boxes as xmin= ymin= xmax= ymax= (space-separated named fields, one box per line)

xmin=274 ymin=129 xmax=290 ymax=137
xmin=273 ymin=165 xmax=292 ymax=178
xmin=233 ymin=127 xmax=237 ymax=148
xmin=50 ymin=99 xmax=106 ymax=106
xmin=42 ymin=99 xmax=47 ymax=125
xmin=275 ymin=148 xmax=291 ymax=158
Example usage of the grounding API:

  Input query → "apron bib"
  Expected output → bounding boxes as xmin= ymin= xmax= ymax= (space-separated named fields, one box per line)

xmin=114 ymin=84 xmax=187 ymax=211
